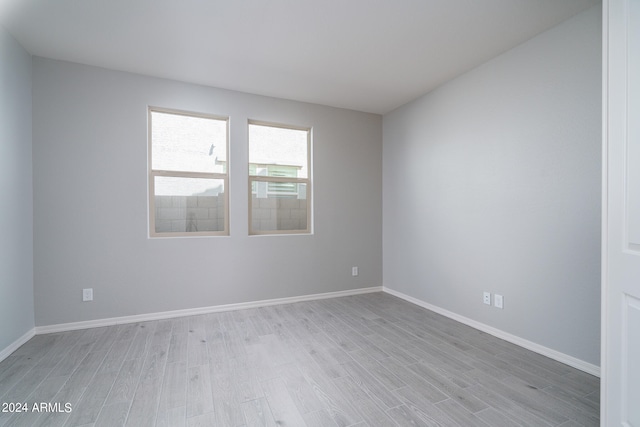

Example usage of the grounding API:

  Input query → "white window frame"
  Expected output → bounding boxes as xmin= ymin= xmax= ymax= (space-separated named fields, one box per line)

xmin=148 ymin=106 xmax=230 ymax=237
xmin=248 ymin=120 xmax=312 ymax=235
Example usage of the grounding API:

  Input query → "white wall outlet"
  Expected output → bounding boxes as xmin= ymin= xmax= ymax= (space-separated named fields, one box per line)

xmin=494 ymin=294 xmax=504 ymax=309
xmin=352 ymin=266 xmax=359 ymax=276
xmin=483 ymin=292 xmax=491 ymax=305
xmin=82 ymin=288 xmax=93 ymax=302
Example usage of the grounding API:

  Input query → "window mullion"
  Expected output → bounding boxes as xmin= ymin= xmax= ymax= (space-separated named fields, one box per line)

xmin=249 ymin=176 xmax=309 ymax=184
xmin=152 ymin=170 xmax=225 ymax=180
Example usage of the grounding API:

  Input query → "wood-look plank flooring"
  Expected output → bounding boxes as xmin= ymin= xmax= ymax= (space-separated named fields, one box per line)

xmin=0 ymin=292 xmax=599 ymax=426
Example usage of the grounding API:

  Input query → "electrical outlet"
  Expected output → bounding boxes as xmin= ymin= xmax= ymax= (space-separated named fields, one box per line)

xmin=352 ymin=266 xmax=359 ymax=276
xmin=483 ymin=292 xmax=491 ymax=305
xmin=494 ymin=294 xmax=504 ymax=309
xmin=82 ymin=288 xmax=93 ymax=302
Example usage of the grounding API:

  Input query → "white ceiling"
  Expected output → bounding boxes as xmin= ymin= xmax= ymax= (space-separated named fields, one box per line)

xmin=1 ymin=0 xmax=599 ymax=114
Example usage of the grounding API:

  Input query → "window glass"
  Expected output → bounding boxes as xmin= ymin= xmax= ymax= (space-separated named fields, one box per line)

xmin=248 ymin=121 xmax=311 ymax=235
xmin=248 ymin=124 xmax=308 ymax=178
xmin=151 ymin=110 xmax=227 ymax=174
xmin=149 ymin=108 xmax=229 ymax=237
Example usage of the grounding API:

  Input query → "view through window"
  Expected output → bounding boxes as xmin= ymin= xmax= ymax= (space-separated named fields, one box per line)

xmin=248 ymin=121 xmax=311 ymax=234
xmin=149 ymin=108 xmax=229 ymax=236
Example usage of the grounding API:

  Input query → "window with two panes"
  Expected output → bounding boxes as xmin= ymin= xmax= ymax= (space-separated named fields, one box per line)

xmin=149 ymin=109 xmax=311 ymax=236
xmin=148 ymin=108 xmax=229 ymax=236
xmin=248 ymin=121 xmax=311 ymax=235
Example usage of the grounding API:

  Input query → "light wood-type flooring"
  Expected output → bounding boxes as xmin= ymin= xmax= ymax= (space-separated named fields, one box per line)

xmin=0 ymin=292 xmax=599 ymax=426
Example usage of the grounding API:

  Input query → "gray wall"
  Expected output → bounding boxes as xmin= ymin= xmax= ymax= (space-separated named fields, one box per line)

xmin=0 ymin=27 xmax=35 ymax=349
xmin=383 ymin=7 xmax=601 ymax=365
xmin=32 ymin=58 xmax=382 ymax=326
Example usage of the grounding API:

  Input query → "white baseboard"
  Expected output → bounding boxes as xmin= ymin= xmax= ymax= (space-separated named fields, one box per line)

xmin=383 ymin=287 xmax=601 ymax=378
xmin=0 ymin=328 xmax=36 ymax=363
xmin=35 ymin=286 xmax=383 ymax=334
xmin=22 ymin=285 xmax=600 ymax=378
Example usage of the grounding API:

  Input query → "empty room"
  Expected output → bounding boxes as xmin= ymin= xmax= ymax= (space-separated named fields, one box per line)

xmin=1 ymin=0 xmax=638 ymax=426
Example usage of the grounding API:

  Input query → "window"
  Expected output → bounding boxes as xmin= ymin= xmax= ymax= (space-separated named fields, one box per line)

xmin=248 ymin=121 xmax=311 ymax=234
xmin=149 ymin=108 xmax=229 ymax=236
